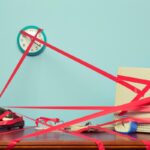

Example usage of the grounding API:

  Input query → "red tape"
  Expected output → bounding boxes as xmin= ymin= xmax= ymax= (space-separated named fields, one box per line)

xmin=69 ymin=132 xmax=105 ymax=150
xmin=118 ymin=75 xmax=150 ymax=85
xmin=1 ymin=28 xmax=150 ymax=150
xmin=21 ymin=30 xmax=150 ymax=115
xmin=7 ymin=106 xmax=114 ymax=110
xmin=14 ymin=113 xmax=105 ymax=150
xmin=20 ymin=30 xmax=142 ymax=94
xmin=13 ymin=113 xmax=150 ymax=150
xmin=119 ymin=84 xmax=150 ymax=115
xmin=0 ymin=29 xmax=42 ymax=97
xmin=6 ymin=97 xmax=150 ymax=149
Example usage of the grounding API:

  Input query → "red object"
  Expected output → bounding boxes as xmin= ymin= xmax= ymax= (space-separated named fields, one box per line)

xmin=35 ymin=117 xmax=60 ymax=127
xmin=0 ymin=29 xmax=42 ymax=97
xmin=0 ymin=107 xmax=24 ymax=130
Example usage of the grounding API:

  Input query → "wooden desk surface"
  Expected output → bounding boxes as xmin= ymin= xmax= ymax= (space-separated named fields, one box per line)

xmin=0 ymin=127 xmax=150 ymax=150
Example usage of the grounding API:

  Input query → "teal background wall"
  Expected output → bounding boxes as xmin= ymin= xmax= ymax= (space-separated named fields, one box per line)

xmin=0 ymin=0 xmax=150 ymax=125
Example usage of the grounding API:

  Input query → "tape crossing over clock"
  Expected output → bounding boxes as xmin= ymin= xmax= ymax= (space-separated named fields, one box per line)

xmin=17 ymin=25 xmax=47 ymax=56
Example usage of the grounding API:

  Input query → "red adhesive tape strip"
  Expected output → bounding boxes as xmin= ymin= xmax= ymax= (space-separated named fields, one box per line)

xmin=7 ymin=106 xmax=114 ymax=110
xmin=15 ymin=113 xmax=149 ymax=150
xmin=118 ymin=75 xmax=150 ymax=85
xmin=98 ymin=127 xmax=150 ymax=150
xmin=34 ymin=113 xmax=150 ymax=150
xmin=0 ymin=29 xmax=42 ymax=97
xmin=119 ymin=84 xmax=150 ymax=115
xmin=69 ymin=132 xmax=105 ymax=150
xmin=9 ymin=109 xmax=150 ymax=150
xmin=7 ymin=105 xmax=150 ymax=113
xmin=21 ymin=30 xmax=150 ymax=116
xmin=133 ymin=106 xmax=150 ymax=112
xmin=16 ymin=113 xmax=105 ymax=150
xmin=21 ymin=30 xmax=141 ymax=94
xmin=7 ymin=97 xmax=150 ymax=149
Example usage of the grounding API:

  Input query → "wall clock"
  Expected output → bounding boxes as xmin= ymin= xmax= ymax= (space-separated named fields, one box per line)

xmin=17 ymin=25 xmax=47 ymax=56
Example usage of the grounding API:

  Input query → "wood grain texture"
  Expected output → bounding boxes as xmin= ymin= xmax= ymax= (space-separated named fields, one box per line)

xmin=0 ymin=127 xmax=150 ymax=150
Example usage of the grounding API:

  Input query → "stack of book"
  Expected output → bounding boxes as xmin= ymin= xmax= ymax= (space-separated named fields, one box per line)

xmin=114 ymin=67 xmax=150 ymax=133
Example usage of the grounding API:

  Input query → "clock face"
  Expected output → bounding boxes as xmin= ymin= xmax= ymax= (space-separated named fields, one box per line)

xmin=17 ymin=26 xmax=47 ymax=56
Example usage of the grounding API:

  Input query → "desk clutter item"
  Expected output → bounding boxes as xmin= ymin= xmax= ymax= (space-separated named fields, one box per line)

xmin=114 ymin=121 xmax=138 ymax=134
xmin=35 ymin=117 xmax=63 ymax=130
xmin=1 ymin=127 xmax=150 ymax=150
xmin=64 ymin=122 xmax=99 ymax=132
xmin=0 ymin=107 xmax=24 ymax=130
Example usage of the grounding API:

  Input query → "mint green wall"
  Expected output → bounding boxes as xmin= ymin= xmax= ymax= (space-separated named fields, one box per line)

xmin=0 ymin=0 xmax=150 ymax=125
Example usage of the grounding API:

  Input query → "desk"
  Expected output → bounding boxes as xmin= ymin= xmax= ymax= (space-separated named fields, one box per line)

xmin=0 ymin=127 xmax=150 ymax=150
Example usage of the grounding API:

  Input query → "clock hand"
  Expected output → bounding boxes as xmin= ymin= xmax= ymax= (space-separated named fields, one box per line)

xmin=0 ymin=29 xmax=42 ymax=97
xmin=25 ymin=36 xmax=41 ymax=47
xmin=33 ymin=41 xmax=41 ymax=47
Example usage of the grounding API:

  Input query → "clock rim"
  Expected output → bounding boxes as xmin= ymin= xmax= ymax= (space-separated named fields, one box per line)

xmin=17 ymin=25 xmax=47 ymax=56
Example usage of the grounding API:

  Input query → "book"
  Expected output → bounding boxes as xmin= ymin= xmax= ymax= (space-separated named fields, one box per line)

xmin=114 ymin=67 xmax=150 ymax=133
